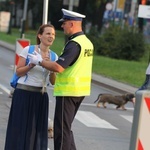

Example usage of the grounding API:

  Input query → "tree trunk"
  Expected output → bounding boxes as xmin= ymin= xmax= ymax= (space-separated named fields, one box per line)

xmin=97 ymin=2 xmax=107 ymax=32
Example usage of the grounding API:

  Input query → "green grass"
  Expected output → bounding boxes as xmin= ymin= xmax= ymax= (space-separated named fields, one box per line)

xmin=0 ymin=28 xmax=148 ymax=88
xmin=93 ymin=55 xmax=147 ymax=87
xmin=0 ymin=28 xmax=65 ymax=55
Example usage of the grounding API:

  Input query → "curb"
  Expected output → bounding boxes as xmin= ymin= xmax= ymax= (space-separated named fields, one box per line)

xmin=92 ymin=73 xmax=138 ymax=94
xmin=0 ymin=41 xmax=15 ymax=51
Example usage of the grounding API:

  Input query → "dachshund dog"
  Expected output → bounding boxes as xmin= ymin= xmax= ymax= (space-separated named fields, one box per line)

xmin=94 ymin=93 xmax=135 ymax=110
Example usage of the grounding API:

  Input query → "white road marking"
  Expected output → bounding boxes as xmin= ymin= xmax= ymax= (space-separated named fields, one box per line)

xmin=9 ymin=65 xmax=15 ymax=70
xmin=120 ymin=115 xmax=133 ymax=123
xmin=75 ymin=110 xmax=118 ymax=129
xmin=126 ymin=107 xmax=134 ymax=110
xmin=0 ymin=84 xmax=10 ymax=95
xmin=112 ymin=105 xmax=134 ymax=110
xmin=81 ymin=103 xmax=96 ymax=106
xmin=0 ymin=85 xmax=134 ymax=126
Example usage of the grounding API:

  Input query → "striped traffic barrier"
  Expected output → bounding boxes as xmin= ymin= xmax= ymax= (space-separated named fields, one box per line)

xmin=9 ymin=38 xmax=30 ymax=97
xmin=15 ymin=38 xmax=30 ymax=68
xmin=129 ymin=90 xmax=150 ymax=150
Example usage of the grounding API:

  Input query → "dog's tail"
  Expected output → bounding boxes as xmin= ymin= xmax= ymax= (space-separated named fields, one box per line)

xmin=94 ymin=94 xmax=103 ymax=103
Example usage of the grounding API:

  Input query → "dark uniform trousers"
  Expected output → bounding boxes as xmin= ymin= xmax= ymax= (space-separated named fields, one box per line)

xmin=54 ymin=96 xmax=85 ymax=150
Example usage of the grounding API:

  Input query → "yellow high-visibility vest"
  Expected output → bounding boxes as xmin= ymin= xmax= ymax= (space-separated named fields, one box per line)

xmin=54 ymin=35 xmax=94 ymax=96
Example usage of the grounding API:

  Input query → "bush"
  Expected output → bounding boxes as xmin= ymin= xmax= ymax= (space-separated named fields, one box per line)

xmin=88 ymin=25 xmax=146 ymax=61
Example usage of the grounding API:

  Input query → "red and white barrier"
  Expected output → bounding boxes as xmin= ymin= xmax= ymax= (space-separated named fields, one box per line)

xmin=136 ymin=94 xmax=150 ymax=150
xmin=130 ymin=90 xmax=150 ymax=150
xmin=9 ymin=39 xmax=30 ymax=95
xmin=15 ymin=39 xmax=30 ymax=67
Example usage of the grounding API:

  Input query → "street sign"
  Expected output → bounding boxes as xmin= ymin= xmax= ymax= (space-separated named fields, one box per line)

xmin=138 ymin=5 xmax=150 ymax=18
xmin=0 ymin=11 xmax=10 ymax=32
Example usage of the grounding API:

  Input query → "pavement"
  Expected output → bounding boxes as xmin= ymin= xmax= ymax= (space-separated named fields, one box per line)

xmin=0 ymin=40 xmax=138 ymax=149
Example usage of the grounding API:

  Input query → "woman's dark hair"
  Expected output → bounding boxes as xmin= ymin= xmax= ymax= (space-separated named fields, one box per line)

xmin=36 ymin=24 xmax=55 ymax=44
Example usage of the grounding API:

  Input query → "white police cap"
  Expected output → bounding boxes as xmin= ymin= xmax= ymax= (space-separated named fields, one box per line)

xmin=59 ymin=8 xmax=86 ymax=22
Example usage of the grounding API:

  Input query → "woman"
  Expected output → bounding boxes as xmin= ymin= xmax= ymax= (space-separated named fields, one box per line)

xmin=5 ymin=24 xmax=58 ymax=150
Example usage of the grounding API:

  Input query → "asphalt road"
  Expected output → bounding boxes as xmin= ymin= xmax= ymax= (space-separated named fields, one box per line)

xmin=0 ymin=45 xmax=135 ymax=150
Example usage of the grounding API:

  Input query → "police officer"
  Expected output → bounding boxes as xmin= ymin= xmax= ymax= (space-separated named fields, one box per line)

xmin=28 ymin=8 xmax=94 ymax=150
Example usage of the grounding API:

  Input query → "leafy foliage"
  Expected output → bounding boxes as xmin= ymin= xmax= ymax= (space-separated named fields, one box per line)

xmin=88 ymin=25 xmax=146 ymax=61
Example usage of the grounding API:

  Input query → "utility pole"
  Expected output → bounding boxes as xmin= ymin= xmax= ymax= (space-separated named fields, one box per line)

xmin=68 ymin=0 xmax=73 ymax=11
xmin=7 ymin=1 xmax=15 ymax=34
xmin=20 ymin=0 xmax=28 ymax=38
xmin=42 ymin=0 xmax=49 ymax=24
xmin=64 ymin=0 xmax=73 ymax=43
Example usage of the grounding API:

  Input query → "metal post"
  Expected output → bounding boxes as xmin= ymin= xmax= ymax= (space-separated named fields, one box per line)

xmin=20 ymin=0 xmax=28 ymax=38
xmin=7 ymin=1 xmax=14 ymax=34
xmin=113 ymin=0 xmax=118 ymax=24
xmin=42 ymin=0 xmax=49 ymax=24
xmin=64 ymin=0 xmax=74 ymax=43
xmin=69 ymin=0 xmax=73 ymax=11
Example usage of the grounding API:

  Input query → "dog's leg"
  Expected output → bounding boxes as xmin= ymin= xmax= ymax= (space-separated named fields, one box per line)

xmin=102 ymin=102 xmax=107 ymax=108
xmin=132 ymin=97 xmax=136 ymax=107
xmin=121 ymin=105 xmax=127 ymax=110
xmin=116 ymin=105 xmax=121 ymax=109
xmin=97 ymin=101 xmax=101 ymax=107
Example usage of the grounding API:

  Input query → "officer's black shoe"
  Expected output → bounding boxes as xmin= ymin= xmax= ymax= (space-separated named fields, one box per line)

xmin=138 ymin=75 xmax=150 ymax=90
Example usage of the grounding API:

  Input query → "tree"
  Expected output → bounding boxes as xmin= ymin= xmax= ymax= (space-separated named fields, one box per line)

xmin=82 ymin=0 xmax=109 ymax=33
xmin=7 ymin=0 xmax=111 ymax=33
xmin=48 ymin=0 xmax=63 ymax=30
